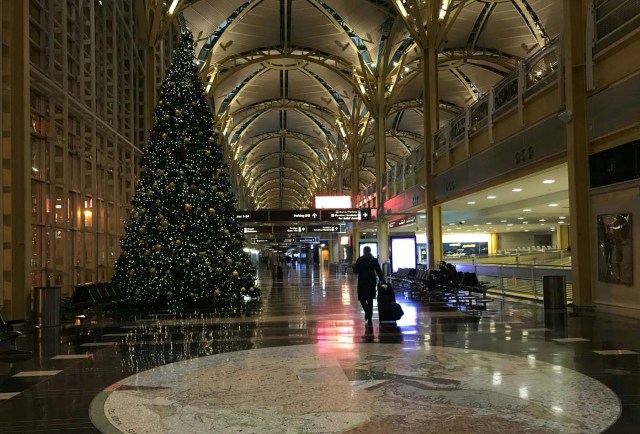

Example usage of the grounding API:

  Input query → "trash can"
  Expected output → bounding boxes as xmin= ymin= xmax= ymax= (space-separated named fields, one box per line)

xmin=542 ymin=276 xmax=566 ymax=309
xmin=34 ymin=286 xmax=61 ymax=327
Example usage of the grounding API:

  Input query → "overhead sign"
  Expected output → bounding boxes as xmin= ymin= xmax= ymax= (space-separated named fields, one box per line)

xmin=273 ymin=226 xmax=305 ymax=234
xmin=307 ymin=225 xmax=344 ymax=233
xmin=321 ymin=209 xmax=371 ymax=221
xmin=389 ymin=216 xmax=417 ymax=228
xmin=360 ymin=209 xmax=372 ymax=221
xmin=270 ymin=209 xmax=320 ymax=222
xmin=295 ymin=237 xmax=320 ymax=244
xmin=252 ymin=238 xmax=271 ymax=244
xmin=243 ymin=226 xmax=272 ymax=234
xmin=236 ymin=211 xmax=269 ymax=222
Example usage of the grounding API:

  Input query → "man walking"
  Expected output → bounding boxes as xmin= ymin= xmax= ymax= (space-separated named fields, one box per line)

xmin=353 ymin=246 xmax=385 ymax=325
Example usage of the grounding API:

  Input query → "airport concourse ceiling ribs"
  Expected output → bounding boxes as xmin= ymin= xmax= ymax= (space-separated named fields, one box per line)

xmin=179 ymin=0 xmax=562 ymax=209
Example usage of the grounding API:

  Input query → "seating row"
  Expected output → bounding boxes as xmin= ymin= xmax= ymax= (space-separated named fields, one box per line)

xmin=62 ymin=282 xmax=127 ymax=315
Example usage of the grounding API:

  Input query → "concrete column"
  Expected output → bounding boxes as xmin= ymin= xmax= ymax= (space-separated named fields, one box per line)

xmin=6 ymin=0 xmax=31 ymax=320
xmin=431 ymin=204 xmax=443 ymax=263
xmin=352 ymin=229 xmax=360 ymax=259
xmin=563 ymin=0 xmax=593 ymax=308
xmin=375 ymin=107 xmax=389 ymax=263
xmin=378 ymin=220 xmax=389 ymax=264
xmin=558 ymin=224 xmax=570 ymax=250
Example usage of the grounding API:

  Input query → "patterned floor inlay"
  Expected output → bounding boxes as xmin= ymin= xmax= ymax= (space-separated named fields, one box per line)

xmin=51 ymin=354 xmax=93 ymax=360
xmin=93 ymin=344 xmax=620 ymax=434
xmin=593 ymin=350 xmax=639 ymax=356
xmin=12 ymin=370 xmax=62 ymax=377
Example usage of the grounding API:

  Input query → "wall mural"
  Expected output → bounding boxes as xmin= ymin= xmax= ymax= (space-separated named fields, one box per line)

xmin=597 ymin=213 xmax=633 ymax=285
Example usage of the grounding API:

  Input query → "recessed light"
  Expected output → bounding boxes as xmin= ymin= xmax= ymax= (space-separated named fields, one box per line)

xmin=542 ymin=179 xmax=555 ymax=184
xmin=559 ymin=216 xmax=566 ymax=219
xmin=487 ymin=195 xmax=496 ymax=199
xmin=541 ymin=223 xmax=545 ymax=226
xmin=539 ymin=219 xmax=546 ymax=222
xmin=523 ymin=209 xmax=532 ymax=212
xmin=486 ymin=222 xmax=492 ymax=225
xmin=467 ymin=201 xmax=476 ymax=205
xmin=525 ymin=229 xmax=529 ymax=232
xmin=500 ymin=220 xmax=507 ymax=223
xmin=548 ymin=203 xmax=558 ymax=207
xmin=507 ymin=224 xmax=513 ymax=227
xmin=523 ymin=222 xmax=528 ymax=224
xmin=473 ymin=224 xmax=479 ymax=227
xmin=512 ymin=188 xmax=523 ymax=192
xmin=449 ymin=223 xmax=455 ymax=226
xmin=517 ymin=217 xmax=524 ymax=220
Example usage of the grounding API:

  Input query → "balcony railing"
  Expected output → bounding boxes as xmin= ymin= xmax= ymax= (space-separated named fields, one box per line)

xmin=594 ymin=0 xmax=640 ymax=53
xmin=433 ymin=38 xmax=561 ymax=160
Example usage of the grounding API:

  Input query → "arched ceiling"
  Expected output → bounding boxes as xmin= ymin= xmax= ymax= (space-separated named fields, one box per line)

xmin=172 ymin=0 xmax=563 ymax=209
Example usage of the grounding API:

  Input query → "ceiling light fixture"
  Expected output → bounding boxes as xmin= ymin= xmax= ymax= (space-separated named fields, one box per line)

xmin=512 ymin=188 xmax=523 ymax=192
xmin=559 ymin=216 xmax=566 ymax=219
xmin=542 ymin=179 xmax=555 ymax=184
xmin=467 ymin=201 xmax=476 ymax=205
xmin=487 ymin=195 xmax=496 ymax=199
xmin=548 ymin=203 xmax=558 ymax=207
xmin=523 ymin=209 xmax=532 ymax=212
xmin=168 ymin=0 xmax=180 ymax=14
xmin=500 ymin=220 xmax=507 ymax=223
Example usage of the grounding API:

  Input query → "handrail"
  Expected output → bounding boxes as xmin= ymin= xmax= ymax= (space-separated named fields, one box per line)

xmin=594 ymin=0 xmax=640 ymax=51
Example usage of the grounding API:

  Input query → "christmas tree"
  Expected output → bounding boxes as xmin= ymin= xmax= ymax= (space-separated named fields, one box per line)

xmin=113 ymin=29 xmax=258 ymax=308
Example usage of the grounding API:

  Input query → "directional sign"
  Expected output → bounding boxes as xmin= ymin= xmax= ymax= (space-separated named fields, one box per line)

xmin=307 ymin=225 xmax=344 ymax=233
xmin=252 ymin=238 xmax=271 ymax=244
xmin=359 ymin=208 xmax=372 ymax=221
xmin=321 ymin=209 xmax=361 ymax=221
xmin=243 ymin=226 xmax=272 ymax=234
xmin=273 ymin=225 xmax=306 ymax=234
xmin=295 ymin=237 xmax=320 ymax=244
xmin=389 ymin=216 xmax=417 ymax=228
xmin=270 ymin=209 xmax=320 ymax=222
xmin=236 ymin=211 xmax=269 ymax=222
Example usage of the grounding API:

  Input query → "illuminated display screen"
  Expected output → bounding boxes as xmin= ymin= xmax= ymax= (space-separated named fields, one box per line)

xmin=390 ymin=237 xmax=417 ymax=272
xmin=359 ymin=242 xmax=378 ymax=258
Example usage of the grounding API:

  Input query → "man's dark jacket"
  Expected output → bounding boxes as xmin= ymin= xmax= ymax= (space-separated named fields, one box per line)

xmin=353 ymin=253 xmax=384 ymax=301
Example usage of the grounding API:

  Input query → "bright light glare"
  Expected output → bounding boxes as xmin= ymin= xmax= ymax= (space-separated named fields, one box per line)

xmin=168 ymin=0 xmax=180 ymax=14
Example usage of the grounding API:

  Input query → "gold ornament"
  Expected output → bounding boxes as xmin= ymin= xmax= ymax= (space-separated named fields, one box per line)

xmin=175 ymin=239 xmax=182 ymax=246
xmin=162 ymin=133 xmax=167 ymax=140
xmin=163 ymin=114 xmax=170 ymax=120
xmin=223 ymin=229 xmax=230 ymax=235
xmin=199 ymin=251 xmax=206 ymax=257
xmin=205 ymin=260 xmax=211 ymax=267
xmin=196 ymin=207 xmax=202 ymax=213
xmin=217 ymin=249 xmax=224 ymax=256
xmin=198 ymin=131 xmax=204 ymax=136
xmin=168 ymin=182 xmax=176 ymax=189
xmin=249 ymin=287 xmax=255 ymax=292
xmin=227 ymin=258 xmax=234 ymax=265
xmin=149 ymin=267 xmax=156 ymax=274
xmin=199 ymin=190 xmax=205 ymax=196
xmin=166 ymin=291 xmax=173 ymax=297
xmin=204 ymin=150 xmax=211 ymax=156
xmin=240 ymin=287 xmax=246 ymax=293
xmin=139 ymin=209 xmax=146 ymax=214
xmin=217 ymin=192 xmax=224 ymax=198
xmin=180 ymin=224 xmax=186 ymax=231
xmin=214 ymin=289 xmax=221 ymax=296
xmin=175 ymin=109 xmax=182 ymax=116
xmin=127 ymin=270 xmax=134 ymax=277
xmin=154 ymin=244 xmax=162 ymax=251
xmin=155 ymin=199 xmax=161 ymax=205
xmin=138 ymin=228 xmax=145 ymax=234
xmin=208 ymin=208 xmax=216 ymax=216
xmin=144 ymin=250 xmax=151 ymax=256
xmin=184 ymin=203 xmax=192 ymax=211
xmin=147 ymin=190 xmax=154 ymax=196
xmin=185 ymin=259 xmax=190 ymax=265
xmin=161 ymin=220 xmax=169 ymax=227
xmin=138 ymin=239 xmax=145 ymax=245
xmin=231 ymin=270 xmax=239 ymax=278
xmin=180 ymin=170 xmax=185 ymax=176
xmin=215 ymin=267 xmax=222 ymax=274
xmin=156 ymin=169 xmax=164 ymax=175
xmin=190 ymin=184 xmax=197 ymax=190
xmin=208 ymin=136 xmax=215 ymax=143
xmin=211 ymin=185 xmax=217 ymax=191
xmin=183 ymin=137 xmax=191 ymax=143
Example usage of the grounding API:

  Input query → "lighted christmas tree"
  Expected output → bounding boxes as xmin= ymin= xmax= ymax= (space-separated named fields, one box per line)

xmin=113 ymin=29 xmax=258 ymax=308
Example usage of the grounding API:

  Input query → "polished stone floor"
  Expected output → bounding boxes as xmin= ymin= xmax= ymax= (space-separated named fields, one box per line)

xmin=1 ymin=264 xmax=639 ymax=433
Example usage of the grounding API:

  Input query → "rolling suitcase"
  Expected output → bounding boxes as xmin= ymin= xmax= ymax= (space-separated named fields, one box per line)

xmin=377 ymin=282 xmax=404 ymax=321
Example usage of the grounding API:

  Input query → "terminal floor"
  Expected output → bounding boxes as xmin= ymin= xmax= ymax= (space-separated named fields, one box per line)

xmin=0 ymin=265 xmax=638 ymax=433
